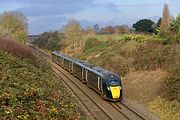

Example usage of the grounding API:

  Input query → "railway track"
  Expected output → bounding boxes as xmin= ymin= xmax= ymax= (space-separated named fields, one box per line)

xmin=31 ymin=47 xmax=147 ymax=120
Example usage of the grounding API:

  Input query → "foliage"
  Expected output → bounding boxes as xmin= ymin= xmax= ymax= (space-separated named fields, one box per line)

xmin=81 ymin=37 xmax=108 ymax=59
xmin=0 ymin=39 xmax=33 ymax=59
xmin=154 ymin=18 xmax=162 ymax=35
xmin=93 ymin=24 xmax=100 ymax=33
xmin=33 ymin=31 xmax=64 ymax=51
xmin=84 ymin=27 xmax=96 ymax=36
xmin=74 ymin=36 xmax=180 ymax=101
xmin=147 ymin=97 xmax=180 ymax=120
xmin=157 ymin=18 xmax=162 ymax=28
xmin=169 ymin=14 xmax=180 ymax=43
xmin=0 ymin=51 xmax=79 ymax=119
xmin=93 ymin=34 xmax=153 ymax=43
xmin=0 ymin=11 xmax=28 ymax=44
xmin=114 ymin=25 xmax=130 ymax=34
xmin=63 ymin=19 xmax=84 ymax=49
xmin=0 ymin=38 xmax=50 ymax=72
xmin=99 ymin=25 xmax=131 ymax=35
xmin=132 ymin=19 xmax=155 ymax=33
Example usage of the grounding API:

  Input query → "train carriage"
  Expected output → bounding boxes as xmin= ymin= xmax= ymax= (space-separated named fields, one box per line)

xmin=57 ymin=55 xmax=64 ymax=67
xmin=52 ymin=51 xmax=58 ymax=63
xmin=52 ymin=51 xmax=123 ymax=101
xmin=52 ymin=51 xmax=64 ymax=67
xmin=63 ymin=57 xmax=71 ymax=71
xmin=72 ymin=61 xmax=84 ymax=79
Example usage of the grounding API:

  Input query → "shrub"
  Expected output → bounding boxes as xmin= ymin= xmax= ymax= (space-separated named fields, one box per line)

xmin=133 ymin=41 xmax=180 ymax=101
xmin=0 ymin=52 xmax=78 ymax=119
xmin=123 ymin=35 xmax=132 ymax=42
xmin=33 ymin=31 xmax=64 ymax=51
xmin=0 ymin=38 xmax=49 ymax=71
xmin=0 ymin=38 xmax=33 ymax=59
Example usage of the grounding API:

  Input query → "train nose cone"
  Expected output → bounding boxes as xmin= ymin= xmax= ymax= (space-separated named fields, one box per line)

xmin=110 ymin=86 xmax=121 ymax=99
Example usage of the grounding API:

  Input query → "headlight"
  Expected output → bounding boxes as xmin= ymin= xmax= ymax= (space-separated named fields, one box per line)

xmin=107 ymin=87 xmax=110 ymax=91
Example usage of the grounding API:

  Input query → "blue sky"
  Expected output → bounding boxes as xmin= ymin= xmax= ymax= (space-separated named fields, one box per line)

xmin=0 ymin=0 xmax=180 ymax=34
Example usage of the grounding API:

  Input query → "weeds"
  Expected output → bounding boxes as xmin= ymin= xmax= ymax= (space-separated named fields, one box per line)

xmin=0 ymin=39 xmax=82 ymax=119
xmin=0 ymin=51 xmax=80 ymax=119
xmin=147 ymin=97 xmax=180 ymax=120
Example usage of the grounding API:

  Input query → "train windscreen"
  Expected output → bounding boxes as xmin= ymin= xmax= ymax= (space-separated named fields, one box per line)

xmin=109 ymin=79 xmax=120 ymax=86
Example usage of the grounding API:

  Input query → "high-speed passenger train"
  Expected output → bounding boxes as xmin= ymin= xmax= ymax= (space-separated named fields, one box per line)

xmin=52 ymin=51 xmax=123 ymax=101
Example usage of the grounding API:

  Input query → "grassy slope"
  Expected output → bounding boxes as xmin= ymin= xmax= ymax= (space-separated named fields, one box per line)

xmin=92 ymin=34 xmax=164 ymax=42
xmin=0 ymin=51 xmax=80 ymax=119
xmin=66 ymin=34 xmax=180 ymax=120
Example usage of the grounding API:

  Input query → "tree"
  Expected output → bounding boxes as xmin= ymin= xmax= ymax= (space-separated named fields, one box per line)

xmin=0 ymin=11 xmax=28 ymax=44
xmin=93 ymin=24 xmax=99 ymax=33
xmin=132 ymin=19 xmax=155 ymax=33
xmin=85 ymin=27 xmax=96 ymax=36
xmin=63 ymin=19 xmax=84 ymax=50
xmin=104 ymin=26 xmax=115 ymax=34
xmin=169 ymin=14 xmax=180 ymax=42
xmin=114 ymin=25 xmax=130 ymax=34
xmin=157 ymin=17 xmax=162 ymax=28
xmin=155 ymin=18 xmax=162 ymax=35
xmin=33 ymin=31 xmax=64 ymax=51
xmin=160 ymin=3 xmax=171 ymax=36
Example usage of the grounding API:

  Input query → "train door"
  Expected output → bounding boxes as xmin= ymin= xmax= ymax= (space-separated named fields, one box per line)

xmin=71 ymin=62 xmax=73 ymax=73
xmin=98 ymin=77 xmax=103 ymax=91
xmin=81 ymin=68 xmax=84 ymax=79
xmin=85 ymin=69 xmax=88 ymax=83
xmin=62 ymin=58 xmax=64 ymax=67
xmin=68 ymin=61 xmax=71 ymax=72
xmin=81 ymin=68 xmax=86 ymax=83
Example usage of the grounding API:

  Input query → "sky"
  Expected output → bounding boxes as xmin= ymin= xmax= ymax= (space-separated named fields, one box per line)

xmin=0 ymin=0 xmax=180 ymax=35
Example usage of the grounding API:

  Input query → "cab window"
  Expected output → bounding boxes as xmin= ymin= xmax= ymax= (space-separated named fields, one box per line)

xmin=109 ymin=80 xmax=120 ymax=86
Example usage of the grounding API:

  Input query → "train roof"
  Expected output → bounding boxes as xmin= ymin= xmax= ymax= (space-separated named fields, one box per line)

xmin=88 ymin=66 xmax=119 ymax=80
xmin=52 ymin=51 xmax=119 ymax=80
xmin=52 ymin=51 xmax=75 ymax=61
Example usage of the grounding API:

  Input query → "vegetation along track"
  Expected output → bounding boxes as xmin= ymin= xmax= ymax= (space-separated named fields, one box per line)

xmin=31 ymin=47 xmax=146 ymax=120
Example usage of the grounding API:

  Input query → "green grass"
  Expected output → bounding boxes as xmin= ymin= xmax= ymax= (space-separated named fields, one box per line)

xmin=94 ymin=34 xmax=125 ymax=41
xmin=0 ymin=51 xmax=81 ymax=119
xmin=80 ymin=37 xmax=109 ymax=59
xmin=93 ymin=34 xmax=155 ymax=42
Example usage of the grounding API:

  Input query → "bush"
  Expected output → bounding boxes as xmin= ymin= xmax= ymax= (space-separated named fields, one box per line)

xmin=0 ymin=38 xmax=33 ymax=59
xmin=0 ymin=52 xmax=78 ymax=119
xmin=123 ymin=35 xmax=132 ymax=42
xmin=133 ymin=41 xmax=180 ymax=101
xmin=33 ymin=31 xmax=64 ymax=51
xmin=81 ymin=37 xmax=109 ymax=59
xmin=147 ymin=97 xmax=180 ymax=120
xmin=0 ymin=38 xmax=49 ymax=71
xmin=84 ymin=37 xmax=100 ymax=51
xmin=133 ymin=41 xmax=177 ymax=70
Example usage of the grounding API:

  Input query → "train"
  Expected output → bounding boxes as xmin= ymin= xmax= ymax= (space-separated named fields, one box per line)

xmin=52 ymin=51 xmax=123 ymax=101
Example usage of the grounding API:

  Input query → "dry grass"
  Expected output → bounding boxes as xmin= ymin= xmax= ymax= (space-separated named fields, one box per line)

xmin=147 ymin=97 xmax=180 ymax=120
xmin=123 ymin=70 xmax=168 ymax=104
xmin=73 ymin=38 xmax=180 ymax=101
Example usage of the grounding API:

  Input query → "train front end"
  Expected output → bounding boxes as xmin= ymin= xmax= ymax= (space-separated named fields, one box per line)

xmin=103 ymin=76 xmax=123 ymax=101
